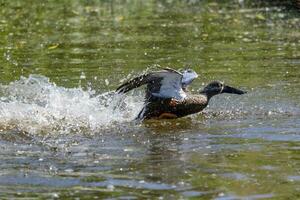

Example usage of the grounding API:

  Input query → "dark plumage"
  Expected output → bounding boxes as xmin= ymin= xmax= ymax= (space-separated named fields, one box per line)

xmin=136 ymin=95 xmax=208 ymax=119
xmin=117 ymin=69 xmax=246 ymax=120
xmin=137 ymin=81 xmax=246 ymax=119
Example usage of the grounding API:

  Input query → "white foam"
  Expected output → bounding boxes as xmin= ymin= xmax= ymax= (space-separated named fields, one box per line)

xmin=0 ymin=75 xmax=143 ymax=134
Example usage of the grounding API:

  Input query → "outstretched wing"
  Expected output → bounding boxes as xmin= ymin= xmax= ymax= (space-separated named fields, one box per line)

xmin=116 ymin=68 xmax=187 ymax=100
xmin=116 ymin=73 xmax=153 ymax=94
xmin=181 ymin=69 xmax=198 ymax=89
xmin=150 ymin=69 xmax=186 ymax=99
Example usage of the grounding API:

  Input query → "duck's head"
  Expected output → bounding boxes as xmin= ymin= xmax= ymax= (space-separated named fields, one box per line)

xmin=200 ymin=81 xmax=246 ymax=98
xmin=182 ymin=69 xmax=198 ymax=89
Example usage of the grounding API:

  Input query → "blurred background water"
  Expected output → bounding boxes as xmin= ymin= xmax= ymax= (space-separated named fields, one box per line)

xmin=0 ymin=0 xmax=299 ymax=199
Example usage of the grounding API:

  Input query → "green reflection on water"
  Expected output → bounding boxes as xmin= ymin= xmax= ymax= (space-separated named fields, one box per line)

xmin=0 ymin=0 xmax=300 ymax=199
xmin=190 ymin=141 xmax=300 ymax=199
xmin=1 ymin=0 xmax=299 ymax=88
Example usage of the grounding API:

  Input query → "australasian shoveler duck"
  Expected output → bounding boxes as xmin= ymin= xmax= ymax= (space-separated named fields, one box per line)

xmin=116 ymin=68 xmax=246 ymax=120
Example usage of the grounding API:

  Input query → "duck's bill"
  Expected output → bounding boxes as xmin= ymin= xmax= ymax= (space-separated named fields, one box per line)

xmin=222 ymin=85 xmax=246 ymax=95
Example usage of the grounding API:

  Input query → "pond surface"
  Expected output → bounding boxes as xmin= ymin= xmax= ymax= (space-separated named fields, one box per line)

xmin=0 ymin=0 xmax=300 ymax=199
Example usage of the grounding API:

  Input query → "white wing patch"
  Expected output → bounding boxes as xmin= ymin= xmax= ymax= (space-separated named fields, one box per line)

xmin=116 ymin=68 xmax=198 ymax=100
xmin=182 ymin=69 xmax=198 ymax=88
xmin=151 ymin=71 xmax=186 ymax=100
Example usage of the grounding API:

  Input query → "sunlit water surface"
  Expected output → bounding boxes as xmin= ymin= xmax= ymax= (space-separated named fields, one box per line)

xmin=0 ymin=1 xmax=300 ymax=199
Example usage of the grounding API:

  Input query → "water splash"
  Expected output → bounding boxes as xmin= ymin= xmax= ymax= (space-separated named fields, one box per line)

xmin=0 ymin=75 xmax=143 ymax=134
xmin=0 ymin=75 xmax=299 ymax=134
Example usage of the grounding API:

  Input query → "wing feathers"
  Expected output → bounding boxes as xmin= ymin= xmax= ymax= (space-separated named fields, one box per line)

xmin=116 ymin=68 xmax=191 ymax=100
xmin=116 ymin=73 xmax=154 ymax=94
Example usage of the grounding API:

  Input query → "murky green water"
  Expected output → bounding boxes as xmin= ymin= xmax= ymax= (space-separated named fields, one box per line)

xmin=0 ymin=0 xmax=300 ymax=199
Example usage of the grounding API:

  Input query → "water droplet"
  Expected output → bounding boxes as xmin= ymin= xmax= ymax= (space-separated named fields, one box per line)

xmin=64 ymin=168 xmax=74 ymax=173
xmin=218 ymin=192 xmax=225 ymax=197
xmin=124 ymin=148 xmax=133 ymax=152
xmin=52 ymin=193 xmax=59 ymax=198
xmin=80 ymin=72 xmax=86 ymax=79
xmin=105 ymin=79 xmax=109 ymax=86
xmin=107 ymin=184 xmax=114 ymax=191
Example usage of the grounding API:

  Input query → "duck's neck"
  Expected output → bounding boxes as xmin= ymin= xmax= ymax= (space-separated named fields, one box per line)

xmin=199 ymin=91 xmax=214 ymax=101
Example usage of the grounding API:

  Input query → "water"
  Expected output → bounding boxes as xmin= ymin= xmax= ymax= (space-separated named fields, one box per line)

xmin=0 ymin=0 xmax=300 ymax=199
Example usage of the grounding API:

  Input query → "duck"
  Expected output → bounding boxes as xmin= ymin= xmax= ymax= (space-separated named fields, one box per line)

xmin=116 ymin=68 xmax=246 ymax=120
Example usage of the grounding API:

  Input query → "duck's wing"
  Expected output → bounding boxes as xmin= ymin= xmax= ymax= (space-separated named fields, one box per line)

xmin=150 ymin=69 xmax=186 ymax=99
xmin=116 ymin=68 xmax=187 ymax=100
xmin=116 ymin=73 xmax=153 ymax=94
xmin=181 ymin=69 xmax=198 ymax=89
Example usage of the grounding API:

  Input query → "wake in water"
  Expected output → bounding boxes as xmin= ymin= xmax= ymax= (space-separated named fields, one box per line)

xmin=0 ymin=75 xmax=143 ymax=134
xmin=0 ymin=75 xmax=299 ymax=135
xmin=201 ymin=89 xmax=300 ymax=122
